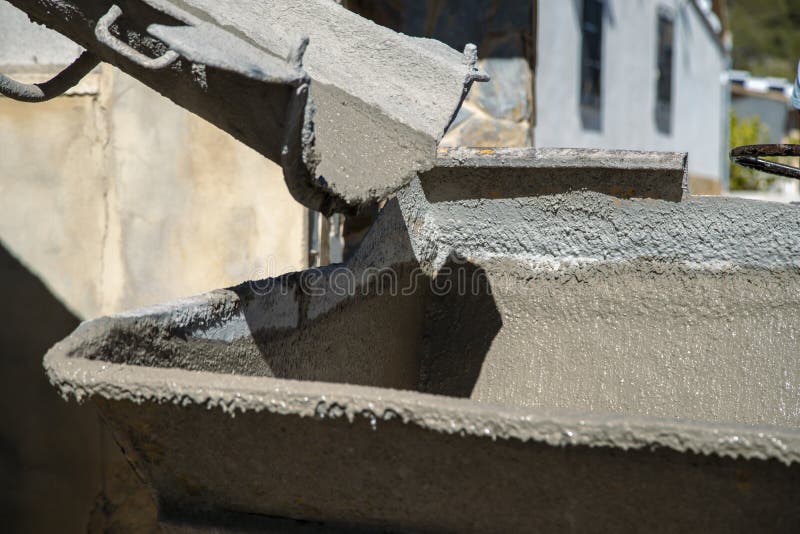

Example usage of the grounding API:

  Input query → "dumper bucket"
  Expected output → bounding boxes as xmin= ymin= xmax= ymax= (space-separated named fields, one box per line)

xmin=45 ymin=149 xmax=800 ymax=532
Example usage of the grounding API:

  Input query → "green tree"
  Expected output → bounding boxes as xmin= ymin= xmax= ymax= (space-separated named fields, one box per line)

xmin=729 ymin=0 xmax=800 ymax=80
xmin=729 ymin=110 xmax=772 ymax=190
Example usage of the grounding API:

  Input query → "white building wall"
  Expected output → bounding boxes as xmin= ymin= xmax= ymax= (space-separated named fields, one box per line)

xmin=535 ymin=0 xmax=728 ymax=183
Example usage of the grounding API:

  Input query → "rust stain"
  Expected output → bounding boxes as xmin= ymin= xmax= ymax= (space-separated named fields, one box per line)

xmin=609 ymin=185 xmax=636 ymax=198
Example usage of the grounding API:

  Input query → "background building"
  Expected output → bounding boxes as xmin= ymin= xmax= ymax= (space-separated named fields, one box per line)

xmin=730 ymin=70 xmax=797 ymax=144
xmin=535 ymin=0 xmax=730 ymax=194
xmin=727 ymin=70 xmax=800 ymax=202
xmin=347 ymin=0 xmax=730 ymax=194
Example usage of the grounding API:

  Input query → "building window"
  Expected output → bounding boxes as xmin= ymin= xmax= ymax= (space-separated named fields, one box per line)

xmin=655 ymin=11 xmax=674 ymax=133
xmin=580 ymin=0 xmax=604 ymax=129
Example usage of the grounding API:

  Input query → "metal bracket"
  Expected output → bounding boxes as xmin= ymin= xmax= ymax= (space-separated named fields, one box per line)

xmin=96 ymin=4 xmax=179 ymax=70
xmin=730 ymin=144 xmax=800 ymax=180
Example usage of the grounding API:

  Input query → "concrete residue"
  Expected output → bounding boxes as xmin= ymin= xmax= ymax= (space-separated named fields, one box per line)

xmin=10 ymin=1 xmax=797 ymax=529
xmin=44 ymin=352 xmax=800 ymax=466
xmin=39 ymin=147 xmax=800 ymax=530
xmin=44 ymin=147 xmax=800 ymax=461
xmin=407 ymin=150 xmax=799 ymax=271
xmin=7 ymin=0 xmax=488 ymax=212
xmin=425 ymin=146 xmax=687 ymax=202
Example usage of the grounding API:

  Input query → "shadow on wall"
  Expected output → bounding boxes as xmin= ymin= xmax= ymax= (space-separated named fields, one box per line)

xmin=234 ymin=205 xmax=502 ymax=398
xmin=0 ymin=241 xmax=101 ymax=532
xmin=419 ymin=256 xmax=503 ymax=397
xmin=0 ymin=239 xmax=170 ymax=533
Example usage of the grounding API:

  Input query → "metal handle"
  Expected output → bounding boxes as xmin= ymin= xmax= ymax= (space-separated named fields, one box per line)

xmin=0 ymin=50 xmax=100 ymax=103
xmin=95 ymin=4 xmax=179 ymax=70
xmin=730 ymin=144 xmax=800 ymax=180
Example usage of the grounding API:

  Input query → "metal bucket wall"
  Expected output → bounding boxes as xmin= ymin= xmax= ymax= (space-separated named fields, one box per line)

xmin=44 ymin=149 xmax=800 ymax=531
xmin=407 ymin=150 xmax=800 ymax=426
xmin=49 ymin=148 xmax=800 ymax=425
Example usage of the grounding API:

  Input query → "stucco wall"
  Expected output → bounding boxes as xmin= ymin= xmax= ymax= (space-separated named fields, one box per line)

xmin=0 ymin=61 xmax=307 ymax=534
xmin=0 ymin=67 xmax=306 ymax=319
xmin=0 ymin=4 xmax=306 ymax=531
xmin=535 ymin=0 xmax=728 ymax=184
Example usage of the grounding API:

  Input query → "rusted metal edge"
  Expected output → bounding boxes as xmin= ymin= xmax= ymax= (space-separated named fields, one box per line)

xmin=730 ymin=144 xmax=800 ymax=179
xmin=425 ymin=147 xmax=688 ymax=202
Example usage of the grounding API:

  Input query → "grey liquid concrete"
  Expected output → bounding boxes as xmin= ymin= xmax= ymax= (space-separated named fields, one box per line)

xmin=44 ymin=149 xmax=800 ymax=531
